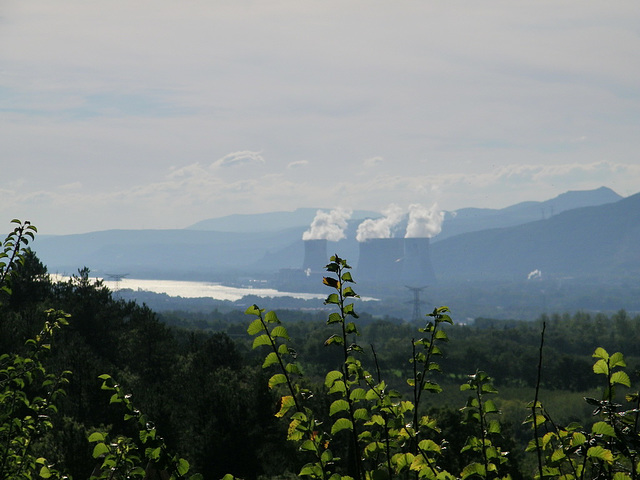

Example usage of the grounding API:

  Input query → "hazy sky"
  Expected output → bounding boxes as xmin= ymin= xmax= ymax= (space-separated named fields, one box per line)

xmin=2 ymin=1 xmax=639 ymax=234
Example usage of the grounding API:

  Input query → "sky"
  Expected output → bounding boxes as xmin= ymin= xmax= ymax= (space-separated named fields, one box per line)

xmin=1 ymin=1 xmax=639 ymax=235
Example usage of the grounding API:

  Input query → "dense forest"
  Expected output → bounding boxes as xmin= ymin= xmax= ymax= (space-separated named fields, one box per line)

xmin=3 ymin=221 xmax=640 ymax=480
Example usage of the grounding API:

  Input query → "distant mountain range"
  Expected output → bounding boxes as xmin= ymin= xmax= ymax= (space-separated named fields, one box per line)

xmin=432 ymin=190 xmax=640 ymax=282
xmin=436 ymin=186 xmax=622 ymax=241
xmin=186 ymin=208 xmax=381 ymax=232
xmin=29 ymin=186 xmax=638 ymax=284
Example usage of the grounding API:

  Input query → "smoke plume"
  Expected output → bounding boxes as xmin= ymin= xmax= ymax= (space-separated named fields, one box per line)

xmin=302 ymin=208 xmax=352 ymax=241
xmin=356 ymin=204 xmax=404 ymax=242
xmin=527 ymin=269 xmax=542 ymax=280
xmin=404 ymin=203 xmax=444 ymax=238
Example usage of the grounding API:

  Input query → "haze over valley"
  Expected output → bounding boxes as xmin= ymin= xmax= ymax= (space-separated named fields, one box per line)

xmin=28 ymin=186 xmax=640 ymax=320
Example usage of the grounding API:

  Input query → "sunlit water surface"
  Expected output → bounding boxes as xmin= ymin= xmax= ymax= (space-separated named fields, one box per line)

xmin=53 ymin=275 xmax=334 ymax=302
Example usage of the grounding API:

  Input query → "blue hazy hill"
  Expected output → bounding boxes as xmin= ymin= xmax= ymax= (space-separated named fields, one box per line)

xmin=436 ymin=186 xmax=622 ymax=241
xmin=431 ymin=190 xmax=640 ymax=282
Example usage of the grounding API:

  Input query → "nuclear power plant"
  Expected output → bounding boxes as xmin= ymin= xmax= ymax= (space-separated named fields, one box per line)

xmin=354 ymin=237 xmax=436 ymax=286
xmin=401 ymin=237 xmax=437 ymax=286
xmin=302 ymin=239 xmax=328 ymax=273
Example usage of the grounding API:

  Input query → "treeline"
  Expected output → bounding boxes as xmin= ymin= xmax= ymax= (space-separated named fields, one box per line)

xmin=3 ymin=249 xmax=640 ymax=479
xmin=159 ymin=307 xmax=640 ymax=392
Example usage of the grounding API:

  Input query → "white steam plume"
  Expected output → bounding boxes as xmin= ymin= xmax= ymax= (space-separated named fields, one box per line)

xmin=356 ymin=204 xmax=404 ymax=242
xmin=302 ymin=208 xmax=352 ymax=241
xmin=527 ymin=269 xmax=542 ymax=280
xmin=404 ymin=203 xmax=444 ymax=238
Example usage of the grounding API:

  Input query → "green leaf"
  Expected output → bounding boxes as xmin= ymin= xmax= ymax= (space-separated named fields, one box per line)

xmin=571 ymin=432 xmax=587 ymax=446
xmin=269 ymin=373 xmax=287 ymax=389
xmin=422 ymin=381 xmax=442 ymax=393
xmin=350 ymin=388 xmax=367 ymax=401
xmin=265 ymin=310 xmax=281 ymax=324
xmin=327 ymin=312 xmax=342 ymax=324
xmin=92 ymin=442 xmax=110 ymax=458
xmin=271 ymin=326 xmax=290 ymax=339
xmin=176 ymin=458 xmax=190 ymax=475
xmin=148 ymin=446 xmax=162 ymax=460
xmin=245 ymin=304 xmax=262 ymax=316
xmin=278 ymin=343 xmax=290 ymax=355
xmin=330 ymin=399 xmax=350 ymax=416
xmin=324 ymin=334 xmax=344 ymax=346
xmin=367 ymin=414 xmax=385 ymax=427
xmin=325 ymin=370 xmax=343 ymax=388
xmin=593 ymin=359 xmax=609 ymax=375
xmin=353 ymin=408 xmax=369 ymax=421
xmin=483 ymin=399 xmax=499 ymax=414
xmin=434 ymin=329 xmax=449 ymax=340
xmin=343 ymin=303 xmax=358 ymax=318
xmin=300 ymin=463 xmax=322 ymax=477
xmin=418 ymin=439 xmax=441 ymax=453
xmin=300 ymin=439 xmax=317 ymax=452
xmin=609 ymin=351 xmax=626 ymax=369
xmin=481 ymin=383 xmax=498 ymax=394
xmin=285 ymin=363 xmax=302 ymax=375
xmin=252 ymin=334 xmax=272 ymax=349
xmin=392 ymin=453 xmax=415 ymax=471
xmin=613 ymin=473 xmax=632 ymax=480
xmin=343 ymin=286 xmax=359 ymax=298
xmin=592 ymin=347 xmax=609 ymax=360
xmin=325 ymin=293 xmax=340 ymax=305
xmin=341 ymin=271 xmax=354 ymax=283
xmin=611 ymin=370 xmax=631 ymax=387
xmin=331 ymin=418 xmax=353 ymax=435
xmin=247 ymin=318 xmax=264 ymax=335
xmin=592 ymin=421 xmax=616 ymax=438
xmin=461 ymin=462 xmax=485 ymax=480
xmin=488 ymin=420 xmax=501 ymax=434
xmin=88 ymin=431 xmax=106 ymax=442
xmin=345 ymin=322 xmax=358 ymax=334
xmin=275 ymin=395 xmax=296 ymax=418
xmin=587 ymin=446 xmax=614 ymax=463
xmin=366 ymin=388 xmax=381 ymax=401
xmin=262 ymin=352 xmax=279 ymax=368
xmin=320 ymin=449 xmax=333 ymax=463
xmin=328 ymin=380 xmax=346 ymax=395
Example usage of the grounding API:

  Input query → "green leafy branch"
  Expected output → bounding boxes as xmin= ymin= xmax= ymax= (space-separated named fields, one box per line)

xmin=0 ymin=219 xmax=37 ymax=300
xmin=0 ymin=310 xmax=71 ymax=480
xmin=91 ymin=374 xmax=200 ymax=480
xmin=460 ymin=371 xmax=508 ymax=480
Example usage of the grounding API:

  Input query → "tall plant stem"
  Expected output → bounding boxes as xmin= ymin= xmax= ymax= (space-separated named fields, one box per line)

xmin=335 ymin=261 xmax=363 ymax=480
xmin=533 ymin=321 xmax=546 ymax=480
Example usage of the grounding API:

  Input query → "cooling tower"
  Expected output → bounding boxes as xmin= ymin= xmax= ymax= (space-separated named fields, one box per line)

xmin=356 ymin=238 xmax=404 ymax=284
xmin=302 ymin=239 xmax=328 ymax=273
xmin=401 ymin=238 xmax=437 ymax=286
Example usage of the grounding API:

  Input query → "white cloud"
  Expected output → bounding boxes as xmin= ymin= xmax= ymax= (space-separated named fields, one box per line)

xmin=211 ymin=151 xmax=266 ymax=168
xmin=287 ymin=160 xmax=309 ymax=169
